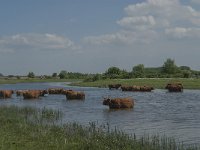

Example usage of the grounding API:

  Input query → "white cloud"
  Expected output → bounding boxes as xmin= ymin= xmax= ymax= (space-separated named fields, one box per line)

xmin=165 ymin=27 xmax=200 ymax=38
xmin=117 ymin=15 xmax=156 ymax=30
xmin=84 ymin=30 xmax=158 ymax=45
xmin=0 ymin=33 xmax=78 ymax=53
xmin=84 ymin=0 xmax=200 ymax=45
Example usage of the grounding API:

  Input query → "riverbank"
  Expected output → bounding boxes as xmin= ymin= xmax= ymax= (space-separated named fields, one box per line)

xmin=1 ymin=78 xmax=200 ymax=89
xmin=69 ymin=78 xmax=200 ymax=89
xmin=0 ymin=78 xmax=81 ymax=85
xmin=0 ymin=105 xmax=198 ymax=150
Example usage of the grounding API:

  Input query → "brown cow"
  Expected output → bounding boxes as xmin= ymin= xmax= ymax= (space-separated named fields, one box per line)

xmin=62 ymin=89 xmax=73 ymax=95
xmin=39 ymin=89 xmax=49 ymax=96
xmin=103 ymin=98 xmax=134 ymax=109
xmin=165 ymin=83 xmax=183 ymax=92
xmin=0 ymin=90 xmax=13 ymax=99
xmin=48 ymin=88 xmax=64 ymax=94
xmin=23 ymin=90 xmax=41 ymax=99
xmin=66 ymin=91 xmax=85 ymax=100
xmin=121 ymin=85 xmax=154 ymax=92
xmin=108 ymin=84 xmax=121 ymax=90
xmin=16 ymin=90 xmax=28 ymax=96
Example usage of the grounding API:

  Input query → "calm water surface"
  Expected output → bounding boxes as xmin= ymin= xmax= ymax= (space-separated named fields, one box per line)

xmin=0 ymin=82 xmax=200 ymax=145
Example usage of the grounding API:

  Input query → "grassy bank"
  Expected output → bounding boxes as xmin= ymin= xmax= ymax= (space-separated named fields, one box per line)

xmin=70 ymin=78 xmax=200 ymax=89
xmin=0 ymin=78 xmax=81 ymax=85
xmin=0 ymin=105 xmax=199 ymax=150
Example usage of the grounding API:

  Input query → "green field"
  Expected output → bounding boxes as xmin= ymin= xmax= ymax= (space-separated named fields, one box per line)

xmin=0 ymin=78 xmax=81 ymax=85
xmin=1 ymin=78 xmax=200 ymax=89
xmin=70 ymin=78 xmax=200 ymax=89
xmin=0 ymin=105 xmax=198 ymax=150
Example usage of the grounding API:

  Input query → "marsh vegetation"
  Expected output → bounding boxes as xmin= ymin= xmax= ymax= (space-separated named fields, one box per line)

xmin=0 ymin=105 xmax=199 ymax=150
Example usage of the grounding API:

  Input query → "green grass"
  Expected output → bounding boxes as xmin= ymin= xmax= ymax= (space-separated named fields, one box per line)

xmin=0 ymin=105 xmax=199 ymax=150
xmin=0 ymin=78 xmax=81 ymax=85
xmin=70 ymin=78 xmax=200 ymax=89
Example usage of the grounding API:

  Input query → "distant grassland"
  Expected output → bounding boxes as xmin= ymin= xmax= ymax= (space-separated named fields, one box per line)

xmin=0 ymin=78 xmax=81 ymax=85
xmin=1 ymin=78 xmax=200 ymax=89
xmin=70 ymin=78 xmax=200 ymax=89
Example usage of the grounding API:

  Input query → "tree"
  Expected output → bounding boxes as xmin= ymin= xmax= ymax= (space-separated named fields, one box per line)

xmin=52 ymin=73 xmax=57 ymax=78
xmin=27 ymin=72 xmax=35 ymax=78
xmin=132 ymin=64 xmax=145 ymax=78
xmin=162 ymin=58 xmax=178 ymax=74
xmin=0 ymin=73 xmax=3 ymax=77
xmin=59 ymin=70 xmax=68 ymax=79
xmin=182 ymin=70 xmax=192 ymax=78
xmin=179 ymin=66 xmax=191 ymax=71
xmin=104 ymin=67 xmax=122 ymax=79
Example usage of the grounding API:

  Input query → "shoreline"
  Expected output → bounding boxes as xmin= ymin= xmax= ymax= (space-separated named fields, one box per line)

xmin=0 ymin=78 xmax=200 ymax=89
xmin=69 ymin=78 xmax=200 ymax=90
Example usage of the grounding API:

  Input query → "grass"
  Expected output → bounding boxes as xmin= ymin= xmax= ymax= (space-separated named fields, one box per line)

xmin=0 ymin=78 xmax=81 ymax=85
xmin=1 ymin=78 xmax=200 ymax=89
xmin=0 ymin=105 xmax=199 ymax=150
xmin=70 ymin=78 xmax=200 ymax=89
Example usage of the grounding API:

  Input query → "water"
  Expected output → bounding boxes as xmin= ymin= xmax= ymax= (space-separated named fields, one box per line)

xmin=0 ymin=82 xmax=200 ymax=145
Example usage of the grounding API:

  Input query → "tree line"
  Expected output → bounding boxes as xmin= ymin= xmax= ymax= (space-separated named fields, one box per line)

xmin=85 ymin=58 xmax=200 ymax=81
xmin=1 ymin=58 xmax=200 ymax=80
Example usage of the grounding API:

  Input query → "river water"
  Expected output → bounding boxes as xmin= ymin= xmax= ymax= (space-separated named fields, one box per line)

xmin=0 ymin=82 xmax=200 ymax=145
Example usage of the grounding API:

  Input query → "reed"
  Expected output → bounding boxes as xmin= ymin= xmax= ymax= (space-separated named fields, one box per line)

xmin=0 ymin=105 xmax=199 ymax=150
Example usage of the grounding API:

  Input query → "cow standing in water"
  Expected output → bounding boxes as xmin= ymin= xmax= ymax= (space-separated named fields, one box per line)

xmin=0 ymin=90 xmax=13 ymax=99
xmin=23 ymin=90 xmax=41 ymax=99
xmin=108 ymin=84 xmax=121 ymax=90
xmin=103 ymin=97 xmax=134 ymax=109
xmin=65 ymin=90 xmax=85 ymax=100
xmin=165 ymin=83 xmax=183 ymax=92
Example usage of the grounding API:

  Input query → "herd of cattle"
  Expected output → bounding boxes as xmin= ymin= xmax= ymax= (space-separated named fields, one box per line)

xmin=103 ymin=83 xmax=184 ymax=109
xmin=0 ymin=88 xmax=85 ymax=100
xmin=108 ymin=83 xmax=183 ymax=92
xmin=0 ymin=83 xmax=183 ymax=109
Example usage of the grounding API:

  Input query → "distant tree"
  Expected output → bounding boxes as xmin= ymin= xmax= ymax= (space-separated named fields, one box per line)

xmin=59 ymin=70 xmax=68 ymax=79
xmin=52 ymin=73 xmax=57 ymax=78
xmin=162 ymin=58 xmax=178 ymax=74
xmin=179 ymin=66 xmax=191 ymax=71
xmin=105 ymin=67 xmax=122 ymax=79
xmin=132 ymin=64 xmax=145 ymax=78
xmin=182 ymin=70 xmax=192 ymax=78
xmin=8 ymin=75 xmax=14 ymax=78
xmin=27 ymin=72 xmax=35 ymax=78
xmin=120 ymin=69 xmax=131 ymax=79
xmin=0 ymin=73 xmax=3 ymax=77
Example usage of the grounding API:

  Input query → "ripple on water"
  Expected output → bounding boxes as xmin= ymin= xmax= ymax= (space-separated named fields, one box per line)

xmin=0 ymin=82 xmax=200 ymax=145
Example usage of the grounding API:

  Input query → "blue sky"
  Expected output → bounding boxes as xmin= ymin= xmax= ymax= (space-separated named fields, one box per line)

xmin=0 ymin=0 xmax=200 ymax=75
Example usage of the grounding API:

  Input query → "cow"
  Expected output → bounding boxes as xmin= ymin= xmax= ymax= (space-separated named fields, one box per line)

xmin=0 ymin=90 xmax=13 ymax=99
xmin=121 ymin=85 xmax=154 ymax=92
xmin=23 ymin=90 xmax=41 ymax=99
xmin=48 ymin=88 xmax=64 ymax=94
xmin=103 ymin=98 xmax=134 ymax=109
xmin=108 ymin=84 xmax=121 ymax=90
xmin=39 ymin=89 xmax=49 ymax=96
xmin=165 ymin=83 xmax=183 ymax=92
xmin=16 ymin=90 xmax=28 ymax=96
xmin=66 ymin=91 xmax=85 ymax=100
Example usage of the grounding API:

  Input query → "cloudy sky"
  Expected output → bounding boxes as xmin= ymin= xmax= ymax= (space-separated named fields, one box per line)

xmin=0 ymin=0 xmax=200 ymax=75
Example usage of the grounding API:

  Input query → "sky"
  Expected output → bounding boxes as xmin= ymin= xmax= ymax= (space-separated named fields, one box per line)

xmin=0 ymin=0 xmax=200 ymax=75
